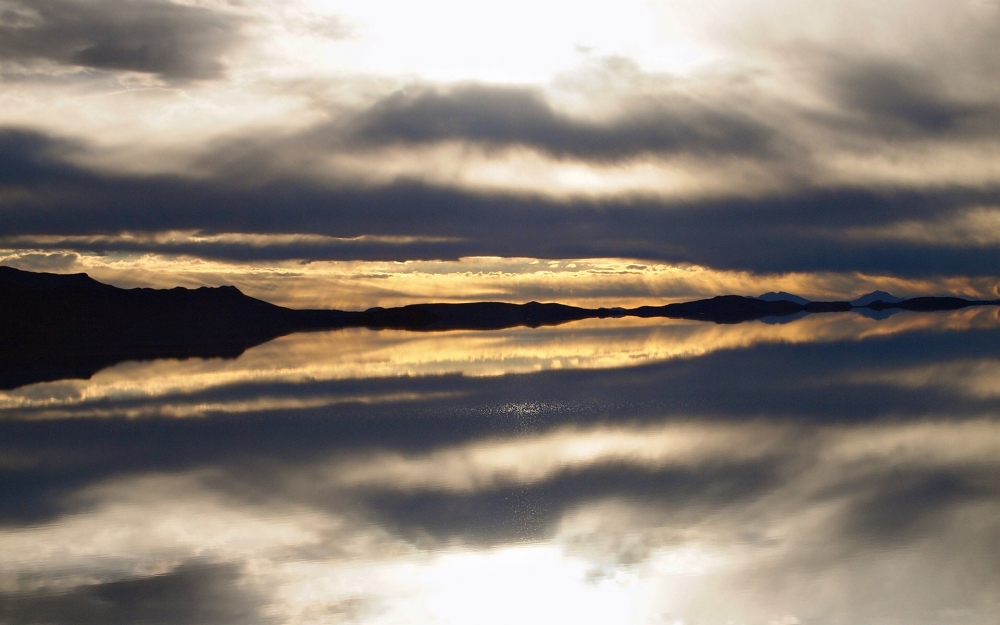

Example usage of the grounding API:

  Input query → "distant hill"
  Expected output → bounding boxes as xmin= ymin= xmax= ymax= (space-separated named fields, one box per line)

xmin=1 ymin=266 xmax=997 ymax=389
xmin=757 ymin=292 xmax=810 ymax=305
xmin=851 ymin=290 xmax=904 ymax=306
xmin=0 ymin=266 xmax=349 ymax=388
xmin=634 ymin=295 xmax=813 ymax=324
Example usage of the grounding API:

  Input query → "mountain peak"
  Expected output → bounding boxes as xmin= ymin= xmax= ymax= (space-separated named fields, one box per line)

xmin=756 ymin=291 xmax=810 ymax=305
xmin=851 ymin=290 xmax=903 ymax=306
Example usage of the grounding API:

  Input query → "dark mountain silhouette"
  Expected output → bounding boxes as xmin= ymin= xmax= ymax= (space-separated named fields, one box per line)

xmin=355 ymin=302 xmax=615 ymax=330
xmin=2 ymin=266 xmax=998 ymax=389
xmin=635 ymin=295 xmax=803 ymax=323
xmin=757 ymin=291 xmax=810 ymax=305
xmin=851 ymin=290 xmax=904 ymax=306
xmin=870 ymin=296 xmax=976 ymax=311
xmin=0 ymin=266 xmax=346 ymax=388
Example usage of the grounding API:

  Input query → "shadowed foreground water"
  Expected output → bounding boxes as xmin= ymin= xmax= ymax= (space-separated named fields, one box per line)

xmin=2 ymin=310 xmax=1000 ymax=624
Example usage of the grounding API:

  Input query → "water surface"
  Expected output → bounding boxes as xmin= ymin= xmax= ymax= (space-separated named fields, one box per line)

xmin=2 ymin=310 xmax=1000 ymax=624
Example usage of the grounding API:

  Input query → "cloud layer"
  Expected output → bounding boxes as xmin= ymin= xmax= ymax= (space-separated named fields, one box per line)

xmin=0 ymin=0 xmax=998 ymax=294
xmin=347 ymin=84 xmax=776 ymax=161
xmin=0 ymin=0 xmax=243 ymax=80
xmin=2 ymin=126 xmax=1000 ymax=286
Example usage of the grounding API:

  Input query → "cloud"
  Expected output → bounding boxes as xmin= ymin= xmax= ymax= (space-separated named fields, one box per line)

xmin=849 ymin=358 xmax=1000 ymax=399
xmin=0 ymin=562 xmax=263 ymax=625
xmin=0 ymin=251 xmax=77 ymax=271
xmin=829 ymin=61 xmax=1000 ymax=137
xmin=846 ymin=206 xmax=1000 ymax=247
xmin=0 ymin=0 xmax=243 ymax=80
xmin=345 ymin=84 xmax=777 ymax=161
xmin=0 ymin=231 xmax=464 ymax=264
xmin=365 ymin=461 xmax=783 ymax=545
xmin=3 ymin=126 xmax=1000 ymax=280
xmin=838 ymin=469 xmax=999 ymax=544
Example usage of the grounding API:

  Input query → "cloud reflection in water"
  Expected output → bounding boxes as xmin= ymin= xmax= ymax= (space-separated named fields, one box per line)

xmin=4 ymin=307 xmax=1000 ymax=419
xmin=1 ymin=310 xmax=999 ymax=623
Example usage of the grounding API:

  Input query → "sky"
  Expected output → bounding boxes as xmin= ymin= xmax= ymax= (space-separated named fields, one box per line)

xmin=2 ymin=0 xmax=1000 ymax=306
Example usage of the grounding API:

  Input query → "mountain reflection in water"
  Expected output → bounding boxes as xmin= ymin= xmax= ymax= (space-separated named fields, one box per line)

xmin=2 ymin=310 xmax=1000 ymax=624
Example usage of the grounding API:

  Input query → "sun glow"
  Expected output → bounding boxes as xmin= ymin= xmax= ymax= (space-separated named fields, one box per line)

xmin=294 ymin=0 xmax=714 ymax=83
xmin=3 ymin=248 xmax=997 ymax=310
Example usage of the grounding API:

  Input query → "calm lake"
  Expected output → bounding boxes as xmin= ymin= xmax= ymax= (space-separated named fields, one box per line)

xmin=3 ymin=309 xmax=1000 ymax=624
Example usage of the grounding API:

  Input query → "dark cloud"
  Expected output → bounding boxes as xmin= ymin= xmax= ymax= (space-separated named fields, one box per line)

xmin=838 ymin=470 xmax=1000 ymax=544
xmin=364 ymin=461 xmax=781 ymax=546
xmin=346 ymin=84 xmax=776 ymax=161
xmin=0 ymin=234 xmax=468 ymax=264
xmin=3 ymin=126 xmax=1000 ymax=276
xmin=0 ymin=562 xmax=264 ymax=625
xmin=830 ymin=61 xmax=1000 ymax=137
xmin=0 ymin=128 xmax=85 ymax=184
xmin=0 ymin=0 xmax=243 ymax=80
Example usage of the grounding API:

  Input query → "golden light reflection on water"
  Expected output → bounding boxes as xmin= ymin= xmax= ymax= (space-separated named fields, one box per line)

xmin=4 ymin=392 xmax=465 ymax=421
xmin=4 ymin=307 xmax=999 ymax=417
xmin=3 ymin=303 xmax=1000 ymax=620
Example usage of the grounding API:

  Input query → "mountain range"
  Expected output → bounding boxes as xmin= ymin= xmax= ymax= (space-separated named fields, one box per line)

xmin=2 ymin=266 xmax=996 ymax=389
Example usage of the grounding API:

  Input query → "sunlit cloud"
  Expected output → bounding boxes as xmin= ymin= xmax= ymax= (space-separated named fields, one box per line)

xmin=4 ymin=248 xmax=999 ymax=310
xmin=2 ymin=0 xmax=1000 ymax=209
